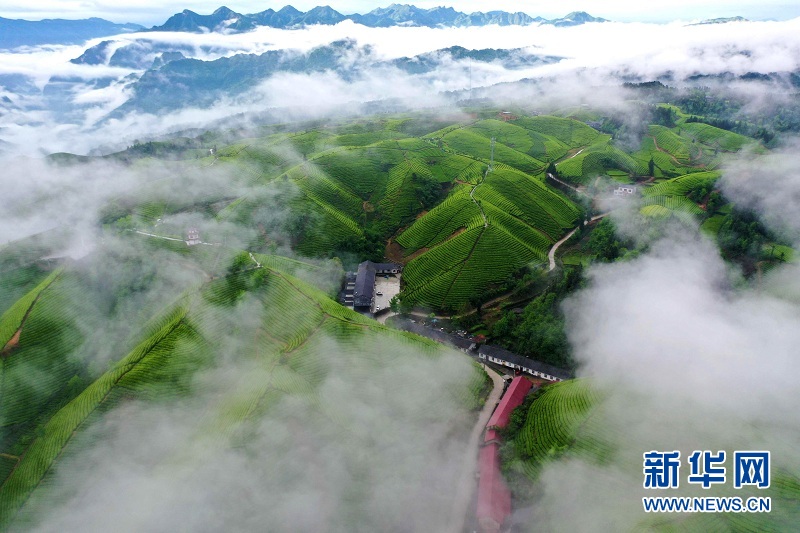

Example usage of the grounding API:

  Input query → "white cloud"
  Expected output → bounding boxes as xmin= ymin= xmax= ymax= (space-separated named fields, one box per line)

xmin=2 ymin=17 xmax=800 ymax=157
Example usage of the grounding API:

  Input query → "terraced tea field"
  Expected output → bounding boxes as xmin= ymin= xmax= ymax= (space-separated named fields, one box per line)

xmin=397 ymin=164 xmax=580 ymax=309
xmin=505 ymin=380 xmax=605 ymax=480
xmin=504 ymin=380 xmax=800 ymax=533
xmin=105 ymin=109 xmax=769 ymax=313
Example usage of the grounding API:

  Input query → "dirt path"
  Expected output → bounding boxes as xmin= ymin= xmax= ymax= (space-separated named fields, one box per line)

xmin=376 ymin=311 xmax=395 ymax=324
xmin=570 ymin=147 xmax=586 ymax=159
xmin=649 ymin=135 xmax=686 ymax=167
xmin=447 ymin=365 xmax=506 ymax=533
xmin=408 ymin=310 xmax=451 ymax=320
xmin=134 ymin=231 xmax=185 ymax=242
xmin=469 ymin=167 xmax=490 ymax=228
xmin=0 ymin=272 xmax=63 ymax=359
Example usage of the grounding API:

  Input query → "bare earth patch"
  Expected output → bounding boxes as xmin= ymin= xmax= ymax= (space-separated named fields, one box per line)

xmin=1 ymin=328 xmax=22 ymax=358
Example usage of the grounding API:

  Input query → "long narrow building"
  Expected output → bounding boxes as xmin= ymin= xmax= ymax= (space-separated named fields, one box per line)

xmin=477 ymin=376 xmax=533 ymax=533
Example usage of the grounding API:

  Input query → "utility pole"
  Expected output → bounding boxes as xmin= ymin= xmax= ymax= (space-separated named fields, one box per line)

xmin=468 ymin=58 xmax=472 ymax=101
xmin=489 ymin=137 xmax=495 ymax=173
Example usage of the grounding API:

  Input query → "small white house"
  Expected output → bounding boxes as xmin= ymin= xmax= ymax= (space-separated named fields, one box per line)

xmin=186 ymin=228 xmax=201 ymax=246
xmin=613 ymin=185 xmax=638 ymax=197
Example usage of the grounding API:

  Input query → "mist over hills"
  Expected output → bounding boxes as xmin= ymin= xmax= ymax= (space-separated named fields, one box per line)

xmin=1 ymin=11 xmax=799 ymax=162
xmin=99 ymin=41 xmax=563 ymax=117
xmin=1 ymin=4 xmax=800 ymax=532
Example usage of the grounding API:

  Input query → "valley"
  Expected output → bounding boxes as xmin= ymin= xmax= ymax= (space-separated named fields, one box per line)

xmin=1 ymin=5 xmax=799 ymax=531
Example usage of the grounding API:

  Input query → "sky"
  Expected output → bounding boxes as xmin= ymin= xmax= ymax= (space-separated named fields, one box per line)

xmin=0 ymin=0 xmax=798 ymax=26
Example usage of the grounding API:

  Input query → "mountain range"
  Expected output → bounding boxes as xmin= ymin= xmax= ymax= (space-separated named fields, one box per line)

xmin=0 ymin=17 xmax=143 ymax=49
xmin=151 ymin=5 xmax=607 ymax=32
xmin=0 ymin=5 xmax=608 ymax=50
xmin=101 ymin=40 xmax=562 ymax=117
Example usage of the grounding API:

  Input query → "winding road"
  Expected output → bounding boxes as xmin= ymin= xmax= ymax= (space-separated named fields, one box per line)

xmin=548 ymin=227 xmax=578 ymax=271
xmin=547 ymin=213 xmax=609 ymax=271
xmin=546 ymin=172 xmax=588 ymax=197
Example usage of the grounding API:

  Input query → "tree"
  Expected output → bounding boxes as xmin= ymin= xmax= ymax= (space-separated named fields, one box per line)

xmin=648 ymin=157 xmax=655 ymax=177
xmin=468 ymin=294 xmax=484 ymax=317
xmin=653 ymin=106 xmax=677 ymax=127
xmin=706 ymin=192 xmax=723 ymax=214
xmin=414 ymin=173 xmax=442 ymax=209
xmin=587 ymin=218 xmax=623 ymax=262
xmin=388 ymin=295 xmax=412 ymax=315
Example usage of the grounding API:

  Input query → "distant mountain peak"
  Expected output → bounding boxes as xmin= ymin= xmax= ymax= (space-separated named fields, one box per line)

xmin=689 ymin=16 xmax=748 ymax=26
xmin=278 ymin=5 xmax=302 ymax=15
xmin=545 ymin=11 xmax=607 ymax=27
xmin=212 ymin=6 xmax=237 ymax=16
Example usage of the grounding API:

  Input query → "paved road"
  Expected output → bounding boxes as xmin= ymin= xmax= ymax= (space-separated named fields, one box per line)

xmin=547 ymin=213 xmax=609 ymax=271
xmin=375 ymin=311 xmax=395 ymax=324
xmin=548 ymin=227 xmax=579 ymax=271
xmin=447 ymin=365 xmax=506 ymax=533
xmin=546 ymin=172 xmax=588 ymax=196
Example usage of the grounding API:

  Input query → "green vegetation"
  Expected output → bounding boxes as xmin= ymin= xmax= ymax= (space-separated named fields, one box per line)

xmin=501 ymin=380 xmax=605 ymax=483
xmin=0 ymin=267 xmax=64 ymax=347
xmin=96 ymin=104 xmax=769 ymax=312
xmin=557 ymin=142 xmax=647 ymax=183
xmin=490 ymin=268 xmax=583 ymax=369
xmin=502 ymin=379 xmax=800 ymax=533
xmin=3 ymin=83 xmax=797 ymax=531
xmin=0 ymin=250 xmax=488 ymax=528
xmin=512 ymin=116 xmax=605 ymax=148
xmin=680 ymin=121 xmax=756 ymax=152
xmin=397 ymin=164 xmax=581 ymax=310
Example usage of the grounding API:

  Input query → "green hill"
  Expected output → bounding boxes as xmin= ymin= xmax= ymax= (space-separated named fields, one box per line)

xmin=0 ymin=245 xmax=489 ymax=529
xmin=397 ymin=164 xmax=581 ymax=310
xmin=639 ymin=171 xmax=720 ymax=218
xmin=502 ymin=379 xmax=800 ymax=533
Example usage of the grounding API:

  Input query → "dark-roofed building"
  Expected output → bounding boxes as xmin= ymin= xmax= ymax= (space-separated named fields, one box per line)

xmin=497 ymin=111 xmax=518 ymax=121
xmin=338 ymin=272 xmax=356 ymax=308
xmin=478 ymin=344 xmax=571 ymax=382
xmin=352 ymin=260 xmax=402 ymax=312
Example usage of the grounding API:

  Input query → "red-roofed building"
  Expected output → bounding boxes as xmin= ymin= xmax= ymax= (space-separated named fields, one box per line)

xmin=485 ymin=376 xmax=532 ymax=439
xmin=477 ymin=443 xmax=511 ymax=533
xmin=477 ymin=376 xmax=534 ymax=533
